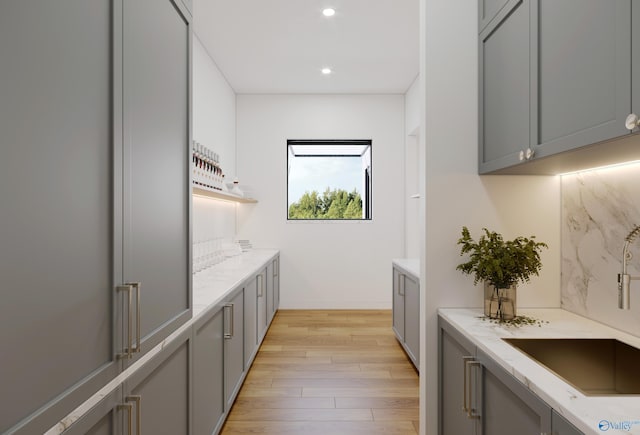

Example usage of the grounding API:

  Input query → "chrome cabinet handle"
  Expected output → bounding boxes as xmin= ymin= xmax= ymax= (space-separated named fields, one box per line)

xmin=273 ymin=258 xmax=278 ymax=278
xmin=125 ymin=395 xmax=142 ymax=435
xmin=258 ymin=274 xmax=264 ymax=297
xmin=127 ymin=282 xmax=141 ymax=355
xmin=525 ymin=147 xmax=534 ymax=160
xmin=467 ymin=361 xmax=482 ymax=419
xmin=118 ymin=403 xmax=133 ymax=435
xmin=398 ymin=274 xmax=405 ymax=296
xmin=462 ymin=356 xmax=474 ymax=413
xmin=117 ymin=282 xmax=141 ymax=359
xmin=224 ymin=303 xmax=234 ymax=339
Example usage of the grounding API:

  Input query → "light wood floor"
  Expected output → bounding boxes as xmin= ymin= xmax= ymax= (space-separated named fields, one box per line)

xmin=221 ymin=310 xmax=419 ymax=434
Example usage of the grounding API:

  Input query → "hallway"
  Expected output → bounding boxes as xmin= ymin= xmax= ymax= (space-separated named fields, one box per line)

xmin=220 ymin=310 xmax=419 ymax=434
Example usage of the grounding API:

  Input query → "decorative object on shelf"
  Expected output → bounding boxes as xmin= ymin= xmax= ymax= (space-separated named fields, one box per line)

xmin=456 ymin=227 xmax=548 ymax=321
xmin=192 ymin=140 xmax=225 ymax=191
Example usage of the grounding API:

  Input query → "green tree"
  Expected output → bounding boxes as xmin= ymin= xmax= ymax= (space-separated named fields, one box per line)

xmin=288 ymin=188 xmax=362 ymax=219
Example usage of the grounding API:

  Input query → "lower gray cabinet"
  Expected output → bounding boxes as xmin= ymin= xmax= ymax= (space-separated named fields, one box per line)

xmin=439 ymin=316 xmax=584 ymax=435
xmin=477 ymin=348 xmax=551 ymax=435
xmin=257 ymin=269 xmax=268 ymax=342
xmin=122 ymin=327 xmax=191 ymax=435
xmin=63 ymin=388 xmax=122 ymax=435
xmin=552 ymin=410 xmax=584 ymax=435
xmin=193 ymin=306 xmax=225 ymax=435
xmin=392 ymin=265 xmax=419 ymax=370
xmin=224 ymin=291 xmax=245 ymax=409
xmin=244 ymin=276 xmax=258 ymax=368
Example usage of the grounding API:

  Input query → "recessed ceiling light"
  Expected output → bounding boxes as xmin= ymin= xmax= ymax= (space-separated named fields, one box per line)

xmin=321 ymin=67 xmax=332 ymax=75
xmin=322 ymin=8 xmax=336 ymax=17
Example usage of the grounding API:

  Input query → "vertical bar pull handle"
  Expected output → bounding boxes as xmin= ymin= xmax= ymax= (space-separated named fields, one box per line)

xmin=258 ymin=275 xmax=263 ymax=297
xmin=117 ymin=285 xmax=134 ymax=359
xmin=126 ymin=395 xmax=142 ymax=435
xmin=125 ymin=282 xmax=142 ymax=354
xmin=462 ymin=356 xmax=474 ymax=413
xmin=467 ymin=361 xmax=482 ymax=420
xmin=274 ymin=258 xmax=278 ymax=277
xmin=118 ymin=403 xmax=133 ymax=435
xmin=224 ymin=303 xmax=234 ymax=339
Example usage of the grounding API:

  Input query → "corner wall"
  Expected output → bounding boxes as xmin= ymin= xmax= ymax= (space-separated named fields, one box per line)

xmin=419 ymin=0 xmax=562 ymax=433
xmin=236 ymin=94 xmax=405 ymax=309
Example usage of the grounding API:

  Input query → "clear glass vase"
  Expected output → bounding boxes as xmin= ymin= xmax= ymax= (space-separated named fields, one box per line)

xmin=484 ymin=282 xmax=516 ymax=321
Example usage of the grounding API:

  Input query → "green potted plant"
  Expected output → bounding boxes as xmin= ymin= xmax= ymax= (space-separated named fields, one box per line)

xmin=456 ymin=226 xmax=548 ymax=321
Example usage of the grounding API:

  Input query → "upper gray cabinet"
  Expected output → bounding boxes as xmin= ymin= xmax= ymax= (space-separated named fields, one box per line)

xmin=121 ymin=0 xmax=192 ymax=368
xmin=479 ymin=0 xmax=534 ymax=172
xmin=479 ymin=0 xmax=640 ymax=175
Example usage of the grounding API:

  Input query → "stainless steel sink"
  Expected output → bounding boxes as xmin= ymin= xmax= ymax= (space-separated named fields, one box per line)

xmin=503 ymin=338 xmax=640 ymax=395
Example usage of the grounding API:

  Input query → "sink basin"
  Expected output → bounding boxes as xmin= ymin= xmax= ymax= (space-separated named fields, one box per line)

xmin=503 ymin=338 xmax=640 ymax=395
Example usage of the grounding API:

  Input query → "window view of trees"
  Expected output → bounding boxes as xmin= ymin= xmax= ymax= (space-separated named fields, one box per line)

xmin=288 ymin=188 xmax=362 ymax=219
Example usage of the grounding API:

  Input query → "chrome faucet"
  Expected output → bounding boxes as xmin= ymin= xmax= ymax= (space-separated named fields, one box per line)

xmin=618 ymin=225 xmax=640 ymax=309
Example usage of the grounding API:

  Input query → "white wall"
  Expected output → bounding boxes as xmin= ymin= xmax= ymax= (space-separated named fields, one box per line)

xmin=419 ymin=1 xmax=561 ymax=434
xmin=192 ymin=36 xmax=237 ymax=242
xmin=405 ymin=77 xmax=421 ymax=258
xmin=236 ymin=94 xmax=405 ymax=309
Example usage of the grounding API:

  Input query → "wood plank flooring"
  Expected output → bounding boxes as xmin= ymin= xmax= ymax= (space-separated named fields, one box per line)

xmin=221 ymin=310 xmax=419 ymax=434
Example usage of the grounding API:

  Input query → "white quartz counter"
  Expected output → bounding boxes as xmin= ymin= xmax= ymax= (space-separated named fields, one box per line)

xmin=392 ymin=258 xmax=419 ymax=279
xmin=192 ymin=249 xmax=279 ymax=318
xmin=439 ymin=308 xmax=640 ymax=435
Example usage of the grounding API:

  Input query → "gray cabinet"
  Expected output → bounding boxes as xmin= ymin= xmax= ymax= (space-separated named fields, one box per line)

xmin=478 ymin=0 xmax=510 ymax=32
xmin=267 ymin=259 xmax=279 ymax=324
xmin=552 ymin=410 xmax=584 ymax=435
xmin=63 ymin=388 xmax=122 ymax=435
xmin=533 ymin=1 xmax=631 ymax=159
xmin=193 ymin=306 xmax=226 ymax=435
xmin=123 ymin=327 xmax=191 ymax=435
xmin=257 ymin=269 xmax=268 ymax=342
xmin=439 ymin=316 xmax=584 ymax=435
xmin=392 ymin=265 xmax=419 ymax=370
xmin=478 ymin=0 xmax=534 ymax=172
xmin=480 ymin=0 xmax=640 ymax=175
xmin=244 ymin=276 xmax=258 ymax=368
xmin=477 ymin=348 xmax=551 ymax=435
xmin=121 ymin=0 xmax=192 ymax=368
xmin=0 ymin=2 xmax=117 ymax=433
xmin=0 ymin=0 xmax=192 ymax=432
xmin=225 ymin=290 xmax=245 ymax=409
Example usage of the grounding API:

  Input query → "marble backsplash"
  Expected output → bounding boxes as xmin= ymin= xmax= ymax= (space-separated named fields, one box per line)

xmin=562 ymin=163 xmax=640 ymax=337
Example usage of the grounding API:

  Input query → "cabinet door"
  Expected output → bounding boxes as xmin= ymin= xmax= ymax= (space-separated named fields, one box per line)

xmin=392 ymin=268 xmax=405 ymax=341
xmin=476 ymin=348 xmax=551 ymax=435
xmin=225 ymin=291 xmax=245 ymax=408
xmin=62 ymin=387 xmax=122 ymax=435
xmin=0 ymin=2 xmax=118 ymax=432
xmin=439 ymin=318 xmax=477 ymax=435
xmin=257 ymin=269 xmax=268 ymax=342
xmin=123 ymin=328 xmax=191 ymax=435
xmin=193 ymin=307 xmax=225 ymax=435
xmin=267 ymin=261 xmax=275 ymax=324
xmin=244 ymin=277 xmax=258 ymax=368
xmin=122 ymin=0 xmax=192 ymax=365
xmin=552 ymin=410 xmax=584 ymax=435
xmin=534 ymin=0 xmax=631 ymax=158
xmin=274 ymin=256 xmax=280 ymax=311
xmin=403 ymin=274 xmax=420 ymax=368
xmin=479 ymin=0 xmax=534 ymax=173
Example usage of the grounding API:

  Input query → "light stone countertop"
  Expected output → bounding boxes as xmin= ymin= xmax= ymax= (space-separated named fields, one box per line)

xmin=392 ymin=258 xmax=419 ymax=279
xmin=46 ymin=249 xmax=279 ymax=434
xmin=438 ymin=308 xmax=640 ymax=435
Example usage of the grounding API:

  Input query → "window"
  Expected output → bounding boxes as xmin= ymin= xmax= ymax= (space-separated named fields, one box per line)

xmin=287 ymin=139 xmax=372 ymax=220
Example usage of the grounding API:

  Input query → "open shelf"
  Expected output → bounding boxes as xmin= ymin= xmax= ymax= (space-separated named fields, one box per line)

xmin=192 ymin=186 xmax=257 ymax=203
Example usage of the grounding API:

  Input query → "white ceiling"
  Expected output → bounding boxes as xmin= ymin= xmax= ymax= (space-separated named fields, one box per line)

xmin=193 ymin=0 xmax=419 ymax=94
